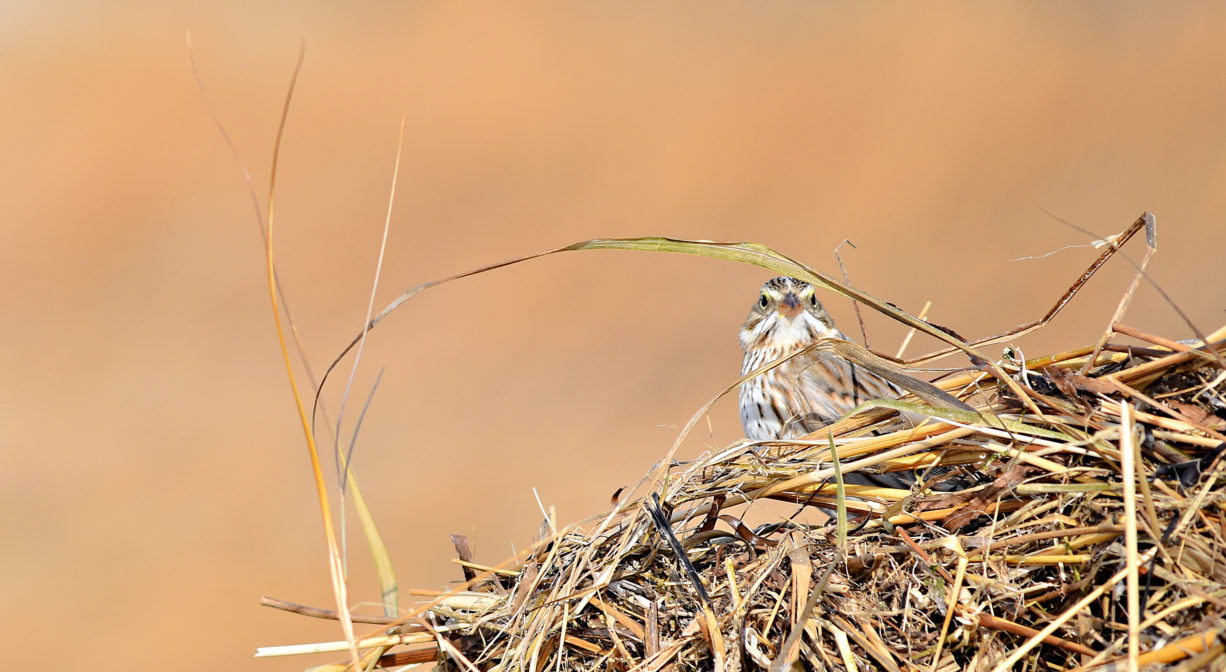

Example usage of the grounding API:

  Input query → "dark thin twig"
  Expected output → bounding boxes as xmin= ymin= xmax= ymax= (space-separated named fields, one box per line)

xmin=260 ymin=596 xmax=414 ymax=627
xmin=1042 ymin=210 xmax=1222 ymax=371
xmin=833 ymin=239 xmax=870 ymax=348
xmin=342 ymin=367 xmax=384 ymax=494
xmin=645 ymin=493 xmax=712 ymax=608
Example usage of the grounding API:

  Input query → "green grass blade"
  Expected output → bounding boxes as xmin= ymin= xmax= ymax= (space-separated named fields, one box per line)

xmin=565 ymin=237 xmax=988 ymax=360
xmin=346 ymin=471 xmax=398 ymax=616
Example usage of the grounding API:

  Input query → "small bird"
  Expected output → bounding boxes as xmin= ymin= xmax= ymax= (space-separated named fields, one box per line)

xmin=738 ymin=276 xmax=902 ymax=442
xmin=739 ymin=276 xmax=983 ymax=496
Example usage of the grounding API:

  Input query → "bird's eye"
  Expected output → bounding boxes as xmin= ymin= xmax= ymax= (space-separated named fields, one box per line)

xmin=809 ymin=294 xmax=818 ymax=307
xmin=758 ymin=295 xmax=769 ymax=309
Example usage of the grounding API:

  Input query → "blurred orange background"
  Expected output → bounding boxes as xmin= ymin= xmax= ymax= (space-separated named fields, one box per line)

xmin=3 ymin=3 xmax=1225 ymax=670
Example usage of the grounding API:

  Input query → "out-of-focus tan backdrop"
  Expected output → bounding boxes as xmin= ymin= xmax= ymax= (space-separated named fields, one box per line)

xmin=3 ymin=3 xmax=1225 ymax=669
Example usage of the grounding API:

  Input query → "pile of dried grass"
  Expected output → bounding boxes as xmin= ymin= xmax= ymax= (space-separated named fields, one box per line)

xmin=334 ymin=321 xmax=1226 ymax=671
xmin=256 ymin=216 xmax=1225 ymax=670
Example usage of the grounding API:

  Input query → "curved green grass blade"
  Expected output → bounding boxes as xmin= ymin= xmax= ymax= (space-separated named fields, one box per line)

xmin=565 ymin=237 xmax=987 ymax=361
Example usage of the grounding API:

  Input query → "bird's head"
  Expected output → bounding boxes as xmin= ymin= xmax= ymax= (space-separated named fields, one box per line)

xmin=739 ymin=276 xmax=840 ymax=351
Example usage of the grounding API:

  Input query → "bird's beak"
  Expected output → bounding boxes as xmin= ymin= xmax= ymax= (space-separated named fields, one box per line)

xmin=778 ymin=292 xmax=802 ymax=318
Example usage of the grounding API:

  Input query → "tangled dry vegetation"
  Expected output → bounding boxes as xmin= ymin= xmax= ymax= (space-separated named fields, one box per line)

xmin=304 ymin=319 xmax=1226 ymax=671
xmin=261 ymin=217 xmax=1225 ymax=671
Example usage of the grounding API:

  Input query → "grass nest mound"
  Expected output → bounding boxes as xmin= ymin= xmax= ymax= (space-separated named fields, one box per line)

xmin=350 ymin=321 xmax=1226 ymax=671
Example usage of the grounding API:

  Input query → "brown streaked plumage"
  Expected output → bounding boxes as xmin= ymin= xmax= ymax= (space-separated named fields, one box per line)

xmin=738 ymin=276 xmax=902 ymax=442
xmin=738 ymin=277 xmax=984 ymax=494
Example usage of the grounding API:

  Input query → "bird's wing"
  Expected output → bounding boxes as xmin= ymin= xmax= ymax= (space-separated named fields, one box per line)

xmin=784 ymin=351 xmax=904 ymax=436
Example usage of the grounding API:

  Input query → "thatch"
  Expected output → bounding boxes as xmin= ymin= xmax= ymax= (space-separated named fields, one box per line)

xmin=299 ymin=321 xmax=1226 ymax=671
